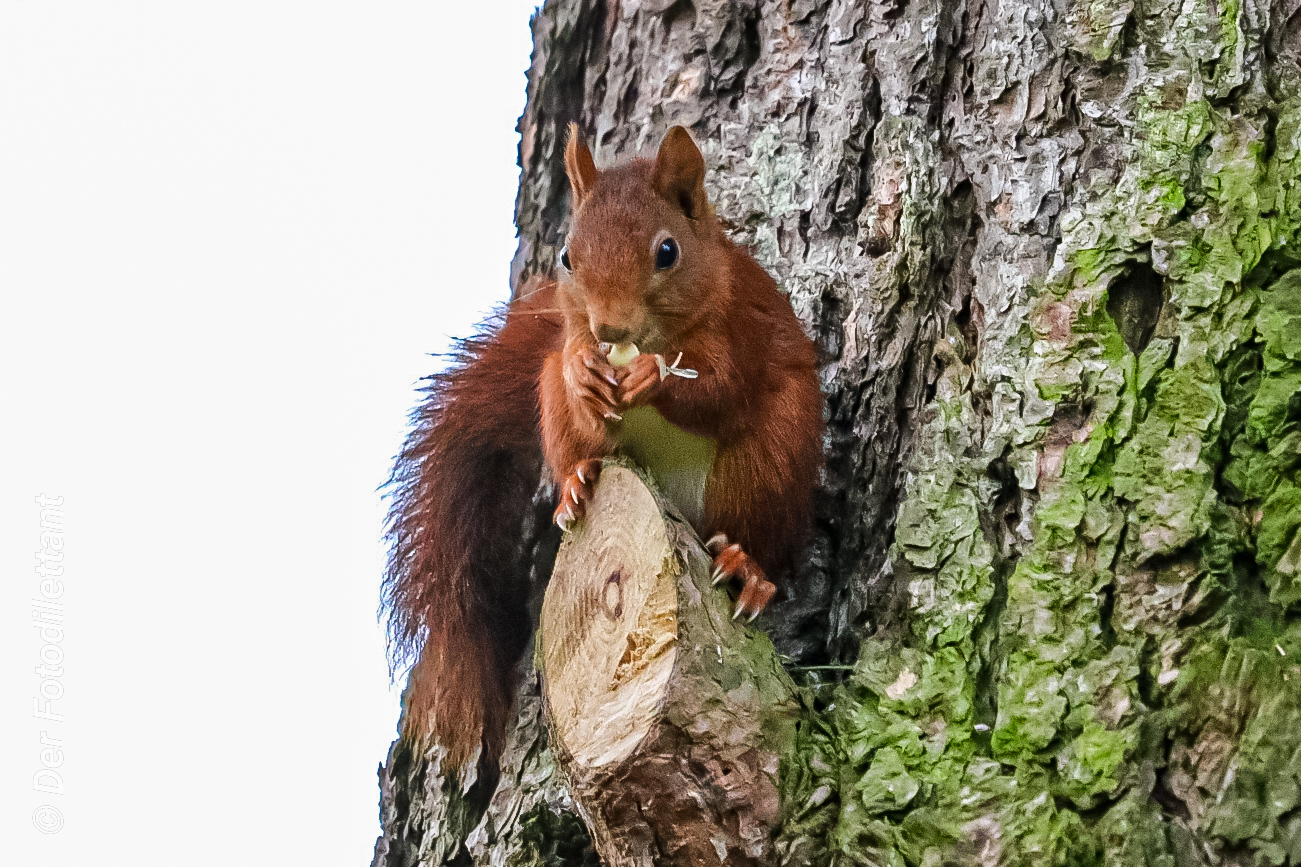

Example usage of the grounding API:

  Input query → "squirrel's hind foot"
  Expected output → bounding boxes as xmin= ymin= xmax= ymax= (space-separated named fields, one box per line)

xmin=706 ymin=533 xmax=776 ymax=621
xmin=553 ymin=459 xmax=603 ymax=532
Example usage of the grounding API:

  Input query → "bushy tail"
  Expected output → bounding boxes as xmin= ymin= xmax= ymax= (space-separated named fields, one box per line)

xmin=382 ymin=285 xmax=560 ymax=775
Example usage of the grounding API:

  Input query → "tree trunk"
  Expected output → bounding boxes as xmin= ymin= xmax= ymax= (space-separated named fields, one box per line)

xmin=375 ymin=0 xmax=1301 ymax=863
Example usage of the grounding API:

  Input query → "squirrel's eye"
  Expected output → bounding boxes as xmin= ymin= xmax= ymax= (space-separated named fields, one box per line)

xmin=655 ymin=237 xmax=679 ymax=270
xmin=559 ymin=246 xmax=572 ymax=271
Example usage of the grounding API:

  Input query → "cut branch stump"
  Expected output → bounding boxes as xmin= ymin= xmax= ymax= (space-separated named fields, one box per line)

xmin=539 ymin=462 xmax=800 ymax=866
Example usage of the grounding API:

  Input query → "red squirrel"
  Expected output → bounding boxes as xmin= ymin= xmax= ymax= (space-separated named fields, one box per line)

xmin=383 ymin=125 xmax=823 ymax=775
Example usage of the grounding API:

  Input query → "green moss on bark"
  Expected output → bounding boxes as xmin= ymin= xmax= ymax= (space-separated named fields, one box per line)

xmin=777 ymin=49 xmax=1301 ymax=867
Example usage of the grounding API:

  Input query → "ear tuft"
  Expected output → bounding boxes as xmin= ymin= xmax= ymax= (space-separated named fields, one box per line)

xmin=564 ymin=123 xmax=597 ymax=209
xmin=653 ymin=126 xmax=708 ymax=219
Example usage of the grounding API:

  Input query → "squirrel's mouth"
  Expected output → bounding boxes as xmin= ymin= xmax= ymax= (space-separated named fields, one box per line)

xmin=591 ymin=323 xmax=665 ymax=356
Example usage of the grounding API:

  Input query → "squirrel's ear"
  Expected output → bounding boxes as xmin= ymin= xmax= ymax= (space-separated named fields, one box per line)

xmin=653 ymin=126 xmax=707 ymax=219
xmin=564 ymin=123 xmax=597 ymax=208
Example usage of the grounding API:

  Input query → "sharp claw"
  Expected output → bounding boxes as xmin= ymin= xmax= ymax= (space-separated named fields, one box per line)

xmin=712 ymin=568 xmax=725 ymax=585
xmin=570 ymin=488 xmax=580 ymax=505
xmin=604 ymin=411 xmax=623 ymax=421
xmin=748 ymin=609 xmax=760 ymax=623
xmin=576 ymin=467 xmax=586 ymax=484
xmin=604 ymin=372 xmax=620 ymax=387
xmin=732 ymin=605 xmax=746 ymax=621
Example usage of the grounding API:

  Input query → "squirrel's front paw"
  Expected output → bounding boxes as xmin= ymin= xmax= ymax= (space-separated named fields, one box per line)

xmin=553 ymin=459 xmax=603 ymax=532
xmin=565 ymin=346 xmax=622 ymax=427
xmin=616 ymin=353 xmax=666 ymax=408
xmin=706 ymin=533 xmax=776 ymax=621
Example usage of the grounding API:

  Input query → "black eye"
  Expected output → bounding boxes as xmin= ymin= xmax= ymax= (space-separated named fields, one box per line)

xmin=559 ymin=245 xmax=572 ymax=270
xmin=655 ymin=237 xmax=678 ymax=270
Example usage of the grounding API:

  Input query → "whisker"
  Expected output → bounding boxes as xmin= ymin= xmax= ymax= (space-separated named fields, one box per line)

xmin=499 ymin=305 xmax=706 ymax=318
xmin=503 ymin=306 xmax=566 ymax=316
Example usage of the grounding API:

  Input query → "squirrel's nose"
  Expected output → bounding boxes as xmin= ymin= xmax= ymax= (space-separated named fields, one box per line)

xmin=594 ymin=324 xmax=632 ymax=344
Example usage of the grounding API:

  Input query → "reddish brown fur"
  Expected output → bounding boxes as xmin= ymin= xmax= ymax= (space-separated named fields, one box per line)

xmin=384 ymin=126 xmax=823 ymax=777
xmin=382 ymin=282 xmax=561 ymax=774
xmin=545 ymin=126 xmax=822 ymax=582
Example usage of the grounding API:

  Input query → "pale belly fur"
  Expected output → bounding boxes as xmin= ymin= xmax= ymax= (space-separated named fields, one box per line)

xmin=614 ymin=406 xmax=716 ymax=527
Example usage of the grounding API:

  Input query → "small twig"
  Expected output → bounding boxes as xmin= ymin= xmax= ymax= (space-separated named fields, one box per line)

xmin=792 ymin=665 xmax=855 ymax=671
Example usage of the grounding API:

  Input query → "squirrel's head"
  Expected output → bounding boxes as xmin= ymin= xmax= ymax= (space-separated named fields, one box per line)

xmin=556 ymin=124 xmax=728 ymax=354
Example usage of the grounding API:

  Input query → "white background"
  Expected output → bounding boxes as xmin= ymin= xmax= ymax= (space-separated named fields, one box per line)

xmin=0 ymin=2 xmax=540 ymax=863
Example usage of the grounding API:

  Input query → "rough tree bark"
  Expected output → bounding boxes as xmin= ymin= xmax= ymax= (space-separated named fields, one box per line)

xmin=374 ymin=0 xmax=1301 ymax=864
